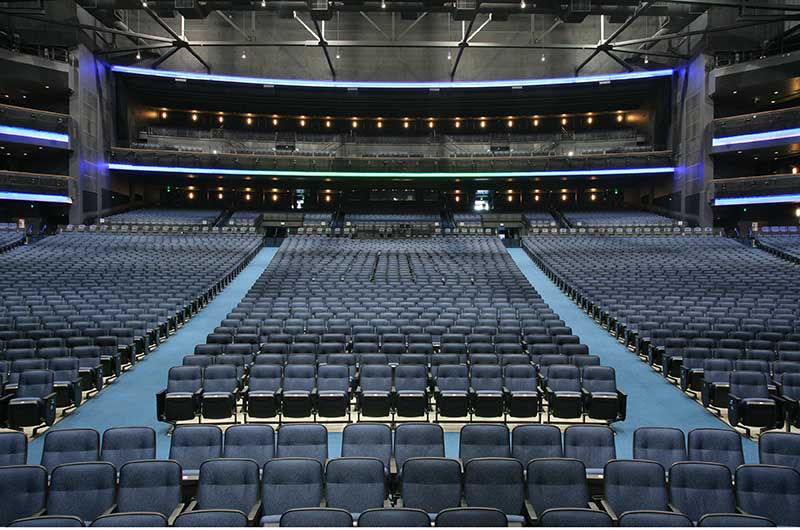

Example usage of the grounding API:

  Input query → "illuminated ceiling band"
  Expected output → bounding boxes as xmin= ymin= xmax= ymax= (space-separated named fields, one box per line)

xmin=712 ymin=127 xmax=800 ymax=147
xmin=0 ymin=125 xmax=70 ymax=144
xmin=108 ymin=162 xmax=675 ymax=178
xmin=0 ymin=191 xmax=72 ymax=204
xmin=111 ymin=65 xmax=674 ymax=90
xmin=714 ymin=193 xmax=800 ymax=206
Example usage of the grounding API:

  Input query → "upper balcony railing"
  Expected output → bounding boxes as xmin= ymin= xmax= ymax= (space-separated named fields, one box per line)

xmin=713 ymin=106 xmax=800 ymax=139
xmin=0 ymin=103 xmax=71 ymax=134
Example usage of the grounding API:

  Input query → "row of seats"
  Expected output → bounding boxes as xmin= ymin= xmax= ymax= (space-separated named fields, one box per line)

xmin=562 ymin=210 xmax=676 ymax=227
xmin=0 ymin=231 xmax=24 ymax=253
xmin=3 ymin=425 xmax=798 ymax=526
xmin=10 ymin=423 xmax=791 ymax=479
xmin=160 ymin=360 xmax=625 ymax=423
xmin=758 ymin=233 xmax=800 ymax=261
xmin=104 ymin=209 xmax=220 ymax=225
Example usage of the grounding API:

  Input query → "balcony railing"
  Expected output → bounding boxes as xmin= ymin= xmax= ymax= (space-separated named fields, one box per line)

xmin=0 ymin=170 xmax=70 ymax=195
xmin=713 ymin=106 xmax=800 ymax=139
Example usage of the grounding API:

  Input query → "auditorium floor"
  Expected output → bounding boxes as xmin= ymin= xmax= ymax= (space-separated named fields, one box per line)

xmin=507 ymin=248 xmax=758 ymax=462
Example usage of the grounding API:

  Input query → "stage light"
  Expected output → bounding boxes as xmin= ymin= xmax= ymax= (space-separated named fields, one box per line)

xmin=455 ymin=195 xmax=460 ymax=203
xmin=191 ymin=113 xmax=198 ymax=122
xmin=507 ymin=195 xmax=514 ymax=202
xmin=262 ymin=0 xmax=266 ymax=5
xmin=447 ymin=50 xmax=452 ymax=60
xmin=540 ymin=53 xmax=546 ymax=62
xmin=241 ymin=50 xmax=247 ymax=60
xmin=561 ymin=193 xmax=568 ymax=201
xmin=325 ymin=194 xmax=331 ymax=203
xmin=533 ymin=118 xmax=539 ymax=126
xmin=135 ymin=50 xmax=141 ymax=60
xmin=644 ymin=55 xmax=649 ymax=64
xmin=520 ymin=0 xmax=526 ymax=8
xmin=218 ymin=192 xmax=223 ymax=199
xmin=793 ymin=167 xmax=798 ymax=175
xmin=381 ymin=0 xmax=386 ymax=7
xmin=534 ymin=195 xmax=540 ymax=202
xmin=796 ymin=207 xmax=800 ymax=218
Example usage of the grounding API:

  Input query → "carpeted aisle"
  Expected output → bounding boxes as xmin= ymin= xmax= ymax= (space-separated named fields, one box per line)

xmin=26 ymin=246 xmax=279 ymax=463
xmin=507 ymin=248 xmax=758 ymax=463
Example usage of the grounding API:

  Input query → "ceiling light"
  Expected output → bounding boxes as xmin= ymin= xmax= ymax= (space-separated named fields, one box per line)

xmin=540 ymin=53 xmax=546 ymax=62
xmin=643 ymin=55 xmax=649 ymax=64
xmin=507 ymin=119 xmax=513 ymax=128
xmin=191 ymin=113 xmax=198 ymax=121
xmin=479 ymin=120 xmax=486 ymax=128
xmin=325 ymin=120 xmax=331 ymax=128
xmin=262 ymin=0 xmax=266 ymax=5
xmin=245 ymin=193 xmax=251 ymax=201
xmin=135 ymin=50 xmax=141 ymax=60
xmin=246 ymin=117 xmax=253 ymax=125
xmin=533 ymin=118 xmax=539 ymax=126
xmin=377 ymin=120 xmax=383 ymax=128
xmin=403 ymin=120 xmax=409 ymax=129
xmin=272 ymin=118 xmax=278 ymax=126
xmin=587 ymin=116 xmax=593 ymax=124
xmin=454 ymin=120 xmax=461 ymax=128
xmin=241 ymin=50 xmax=247 ymax=60
xmin=617 ymin=114 xmax=623 ymax=122
xmin=520 ymin=0 xmax=526 ymax=7
xmin=561 ymin=117 xmax=567 ymax=125
xmin=300 ymin=119 xmax=306 ymax=127
xmin=428 ymin=120 xmax=434 ymax=128
xmin=218 ymin=115 xmax=224 ymax=123
xmin=161 ymin=111 xmax=167 ymax=119
xmin=352 ymin=119 xmax=358 ymax=128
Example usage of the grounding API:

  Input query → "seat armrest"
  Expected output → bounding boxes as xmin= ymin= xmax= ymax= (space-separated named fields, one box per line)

xmin=42 ymin=392 xmax=57 ymax=402
xmin=247 ymin=500 xmax=262 ymax=524
xmin=101 ymin=504 xmax=118 ymax=517
xmin=168 ymin=503 xmax=186 ymax=525
xmin=523 ymin=499 xmax=538 ymax=523
xmin=599 ymin=498 xmax=619 ymax=522
xmin=185 ymin=499 xmax=198 ymax=512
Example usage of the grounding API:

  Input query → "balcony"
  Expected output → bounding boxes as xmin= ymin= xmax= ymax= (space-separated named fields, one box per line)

xmin=712 ymin=107 xmax=800 ymax=153
xmin=0 ymin=103 xmax=72 ymax=150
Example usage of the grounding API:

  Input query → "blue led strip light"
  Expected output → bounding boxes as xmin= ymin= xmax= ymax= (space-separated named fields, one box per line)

xmin=110 ymin=65 xmax=674 ymax=90
xmin=0 ymin=191 xmax=72 ymax=204
xmin=712 ymin=128 xmax=800 ymax=147
xmin=714 ymin=194 xmax=800 ymax=206
xmin=108 ymin=162 xmax=675 ymax=179
xmin=0 ymin=125 xmax=70 ymax=144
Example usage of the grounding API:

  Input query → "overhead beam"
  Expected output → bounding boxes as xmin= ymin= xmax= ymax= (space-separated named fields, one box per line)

xmin=216 ymin=11 xmax=250 ymax=40
xmin=95 ymin=43 xmax=176 ymax=56
xmin=612 ymin=47 xmax=689 ymax=59
xmin=360 ymin=12 xmax=392 ymax=40
xmin=142 ymin=5 xmax=210 ymax=73
xmin=612 ymin=18 xmax=786 ymax=46
xmin=450 ymin=3 xmax=482 ymax=81
xmin=575 ymin=1 xmax=654 ymax=74
xmin=0 ymin=10 xmax=173 ymax=42
xmin=604 ymin=49 xmax=634 ymax=71
xmin=466 ymin=13 xmax=492 ymax=43
xmin=397 ymin=12 xmax=427 ymax=40
xmin=312 ymin=18 xmax=336 ymax=80
xmin=150 ymin=45 xmax=181 ymax=69
xmin=186 ymin=39 xmax=599 ymax=49
xmin=292 ymin=11 xmax=320 ymax=41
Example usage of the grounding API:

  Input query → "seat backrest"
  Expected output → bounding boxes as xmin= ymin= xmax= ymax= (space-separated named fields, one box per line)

xmin=357 ymin=508 xmax=430 ymax=527
xmin=545 ymin=364 xmax=581 ymax=392
xmin=91 ymin=512 xmax=168 ymax=527
xmin=538 ymin=508 xmax=612 ymax=527
xmin=41 ymin=428 xmax=100 ymax=474
xmin=697 ymin=514 xmax=776 ymax=527
xmin=581 ymin=366 xmax=617 ymax=393
xmin=603 ymin=459 xmax=668 ymax=515
xmin=276 ymin=423 xmax=328 ymax=462
xmin=436 ymin=364 xmax=469 ymax=390
xmin=471 ymin=364 xmax=502 ymax=390
xmin=283 ymin=364 xmax=315 ymax=391
xmin=759 ymin=432 xmax=800 ymax=472
xmin=325 ymin=457 xmax=386 ymax=514
xmin=735 ymin=464 xmax=800 ymax=526
xmin=687 ymin=428 xmax=744 ymax=473
xmin=435 ymin=507 xmax=508 ymax=527
xmin=393 ymin=423 xmax=444 ymax=470
xmin=118 ymin=459 xmax=182 ymax=517
xmin=459 ymin=424 xmax=510 ymax=464
xmin=166 ymin=366 xmax=202 ymax=393
xmin=0 ymin=432 xmax=27 ymax=467
xmin=173 ymin=509 xmax=248 ymax=527
xmin=632 ymin=427 xmax=686 ymax=471
xmin=618 ymin=510 xmax=693 ymax=527
xmin=400 ymin=457 xmax=462 ymax=514
xmin=168 ymin=425 xmax=223 ymax=473
xmin=563 ymin=425 xmax=616 ymax=471
xmin=730 ymin=370 xmax=770 ymax=398
xmin=100 ymin=427 xmax=156 ymax=470
xmin=511 ymin=425 xmax=562 ymax=466
xmin=197 ymin=458 xmax=260 ymax=513
xmin=316 ymin=364 xmax=349 ymax=392
xmin=16 ymin=369 xmax=55 ymax=399
xmin=261 ymin=458 xmax=324 ymax=517
xmin=394 ymin=365 xmax=427 ymax=391
xmin=223 ymin=425 xmax=275 ymax=467
xmin=526 ymin=458 xmax=588 ymax=516
xmin=668 ymin=461 xmax=735 ymax=523
xmin=341 ymin=423 xmax=392 ymax=470
xmin=279 ymin=508 xmax=352 ymax=527
xmin=0 ymin=465 xmax=48 ymax=526
xmin=47 ymin=462 xmax=117 ymax=523
xmin=464 ymin=458 xmax=525 ymax=516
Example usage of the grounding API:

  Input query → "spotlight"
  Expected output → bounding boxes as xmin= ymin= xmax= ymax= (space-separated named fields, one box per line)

xmin=428 ymin=120 xmax=434 ymax=129
xmin=533 ymin=118 xmax=539 ymax=127
xmin=643 ymin=55 xmax=649 ymax=64
xmin=479 ymin=120 xmax=486 ymax=128
xmin=352 ymin=119 xmax=358 ymax=128
xmin=272 ymin=193 xmax=279 ymax=201
xmin=403 ymin=120 xmax=410 ymax=129
xmin=245 ymin=193 xmax=252 ymax=201
xmin=325 ymin=120 xmax=331 ymax=128
xmin=455 ymin=196 xmax=460 ymax=203
xmin=262 ymin=0 xmax=266 ymax=5
xmin=534 ymin=195 xmax=540 ymax=202
xmin=272 ymin=118 xmax=278 ymax=126
xmin=218 ymin=192 xmax=223 ymax=200
xmin=381 ymin=0 xmax=386 ymax=7
xmin=507 ymin=119 xmax=513 ymax=128
xmin=447 ymin=50 xmax=452 ymax=60
xmin=561 ymin=117 xmax=567 ymax=126
xmin=136 ymin=50 xmax=141 ymax=60
xmin=300 ymin=119 xmax=306 ymax=127
xmin=335 ymin=50 xmax=341 ymax=60
xmin=540 ymin=53 xmax=546 ymax=62
xmin=218 ymin=115 xmax=224 ymax=123
xmin=188 ymin=192 xmax=194 ymax=199
xmin=161 ymin=111 xmax=167 ymax=119
xmin=590 ymin=193 xmax=596 ymax=201
xmin=561 ymin=193 xmax=567 ymax=201
xmin=141 ymin=0 xmax=147 ymax=6
xmin=191 ymin=113 xmax=198 ymax=122
xmin=792 ymin=167 xmax=798 ymax=175
xmin=520 ymin=0 xmax=526 ymax=7
xmin=586 ymin=116 xmax=593 ymax=125
xmin=454 ymin=120 xmax=461 ymax=128
xmin=377 ymin=120 xmax=383 ymax=128
xmin=325 ymin=194 xmax=331 ymax=203
xmin=246 ymin=117 xmax=253 ymax=125
xmin=507 ymin=195 xmax=513 ymax=203
xmin=617 ymin=114 xmax=624 ymax=122
xmin=241 ymin=50 xmax=247 ymax=60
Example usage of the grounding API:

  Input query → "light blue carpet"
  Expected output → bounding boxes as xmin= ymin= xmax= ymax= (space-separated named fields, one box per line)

xmin=507 ymin=248 xmax=758 ymax=463
xmin=26 ymin=247 xmax=278 ymax=464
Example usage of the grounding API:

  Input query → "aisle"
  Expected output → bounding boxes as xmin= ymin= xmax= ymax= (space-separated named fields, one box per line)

xmin=26 ymin=246 xmax=279 ymax=463
xmin=507 ymin=248 xmax=758 ymax=462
